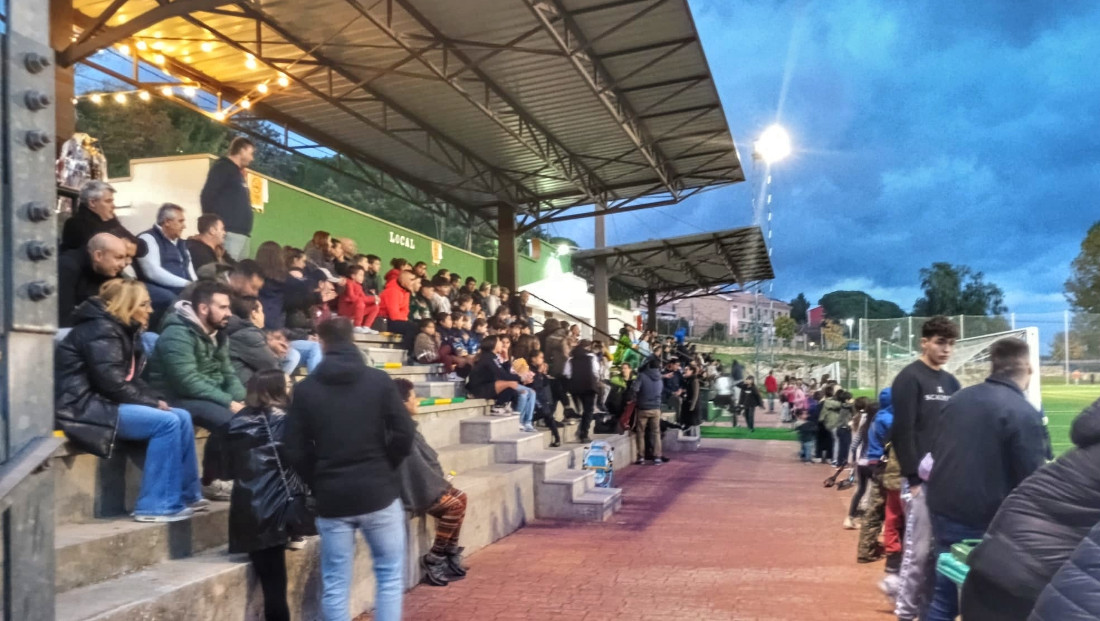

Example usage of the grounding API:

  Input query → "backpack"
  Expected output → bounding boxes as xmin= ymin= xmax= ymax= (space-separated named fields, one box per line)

xmin=582 ymin=440 xmax=615 ymax=488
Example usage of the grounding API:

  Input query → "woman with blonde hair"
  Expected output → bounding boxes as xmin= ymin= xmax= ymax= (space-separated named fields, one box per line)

xmin=55 ymin=278 xmax=204 ymax=522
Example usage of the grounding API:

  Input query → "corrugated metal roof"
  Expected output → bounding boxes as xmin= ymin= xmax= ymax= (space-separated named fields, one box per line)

xmin=68 ymin=0 xmax=744 ymax=228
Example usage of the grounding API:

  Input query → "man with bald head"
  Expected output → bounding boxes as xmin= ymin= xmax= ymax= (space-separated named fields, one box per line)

xmin=58 ymin=232 xmax=128 ymax=327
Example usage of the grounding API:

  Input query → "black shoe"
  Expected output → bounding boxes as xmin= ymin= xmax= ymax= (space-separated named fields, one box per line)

xmin=634 ymin=458 xmax=645 ymax=466
xmin=549 ymin=440 xmax=561 ymax=448
xmin=420 ymin=554 xmax=451 ymax=587
xmin=444 ymin=548 xmax=467 ymax=578
xmin=576 ymin=435 xmax=591 ymax=444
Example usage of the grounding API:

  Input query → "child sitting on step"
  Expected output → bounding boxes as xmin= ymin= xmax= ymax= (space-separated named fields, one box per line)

xmin=393 ymin=378 xmax=470 ymax=587
xmin=412 ymin=318 xmax=442 ymax=364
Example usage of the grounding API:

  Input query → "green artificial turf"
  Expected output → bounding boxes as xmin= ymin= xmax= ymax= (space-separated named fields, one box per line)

xmin=700 ymin=425 xmax=800 ymax=441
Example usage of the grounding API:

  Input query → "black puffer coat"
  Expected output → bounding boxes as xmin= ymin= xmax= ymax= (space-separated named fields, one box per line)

xmin=55 ymin=298 xmax=162 ymax=457
xmin=1030 ymin=519 xmax=1100 ymax=620
xmin=225 ymin=405 xmax=315 ymax=554
xmin=963 ymin=397 xmax=1100 ymax=616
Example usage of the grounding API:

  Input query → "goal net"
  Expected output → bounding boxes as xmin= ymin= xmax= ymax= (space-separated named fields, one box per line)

xmin=874 ymin=327 xmax=1041 ymax=411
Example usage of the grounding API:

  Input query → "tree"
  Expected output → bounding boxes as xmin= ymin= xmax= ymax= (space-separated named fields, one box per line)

xmin=912 ymin=262 xmax=1007 ymax=316
xmin=821 ymin=319 xmax=846 ymax=349
xmin=790 ymin=293 xmax=810 ymax=324
xmin=774 ymin=315 xmax=797 ymax=343
xmin=819 ymin=290 xmax=905 ymax=322
xmin=1066 ymin=221 xmax=1100 ymax=313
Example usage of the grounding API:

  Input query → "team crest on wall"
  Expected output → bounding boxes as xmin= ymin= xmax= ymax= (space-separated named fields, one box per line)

xmin=431 ymin=240 xmax=444 ymax=265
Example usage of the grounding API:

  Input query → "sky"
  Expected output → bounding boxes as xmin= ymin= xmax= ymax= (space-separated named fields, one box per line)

xmin=553 ymin=0 xmax=1100 ymax=316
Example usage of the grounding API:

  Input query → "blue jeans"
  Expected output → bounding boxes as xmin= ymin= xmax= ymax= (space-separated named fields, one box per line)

xmin=290 ymin=339 xmax=323 ymax=373
xmin=315 ymin=498 xmax=406 ymax=621
xmin=799 ymin=439 xmax=815 ymax=461
xmin=281 ymin=346 xmax=301 ymax=375
xmin=925 ymin=512 xmax=986 ymax=621
xmin=515 ymin=385 xmax=536 ymax=426
xmin=141 ymin=331 xmax=159 ymax=356
xmin=116 ymin=404 xmax=201 ymax=515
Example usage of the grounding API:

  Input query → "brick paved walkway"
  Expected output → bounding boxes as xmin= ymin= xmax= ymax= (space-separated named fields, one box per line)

xmin=392 ymin=439 xmax=895 ymax=620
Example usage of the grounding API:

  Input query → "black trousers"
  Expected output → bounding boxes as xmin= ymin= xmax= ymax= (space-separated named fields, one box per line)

xmin=849 ymin=464 xmax=873 ymax=518
xmin=742 ymin=405 xmax=756 ymax=430
xmin=552 ymin=377 xmax=577 ymax=416
xmin=815 ymin=424 xmax=833 ymax=460
xmin=572 ymin=391 xmax=596 ymax=439
xmin=249 ymin=545 xmax=290 ymax=621
xmin=173 ymin=398 xmax=233 ymax=484
xmin=536 ymin=405 xmax=561 ymax=443
xmin=836 ymin=427 xmax=853 ymax=466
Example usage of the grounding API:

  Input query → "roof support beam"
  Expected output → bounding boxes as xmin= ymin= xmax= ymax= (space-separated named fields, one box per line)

xmin=523 ymin=0 xmax=681 ymax=201
xmin=343 ymin=0 xmax=610 ymax=211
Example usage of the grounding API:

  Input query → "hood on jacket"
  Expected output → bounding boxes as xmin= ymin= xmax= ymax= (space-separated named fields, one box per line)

xmin=384 ymin=268 xmax=401 ymax=282
xmin=640 ymin=366 xmax=662 ymax=382
xmin=879 ymin=387 xmax=893 ymax=412
xmin=167 ymin=300 xmax=217 ymax=344
xmin=311 ymin=342 xmax=367 ymax=385
xmin=1070 ymin=397 xmax=1100 ymax=448
xmin=71 ymin=297 xmax=142 ymax=334
xmin=225 ymin=315 xmax=256 ymax=337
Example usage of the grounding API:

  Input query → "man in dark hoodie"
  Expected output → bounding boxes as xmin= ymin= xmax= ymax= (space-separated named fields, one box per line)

xmin=631 ymin=358 xmax=667 ymax=465
xmin=564 ymin=340 xmax=600 ymax=443
xmin=200 ymin=137 xmax=254 ymax=261
xmin=284 ymin=318 xmax=415 ymax=621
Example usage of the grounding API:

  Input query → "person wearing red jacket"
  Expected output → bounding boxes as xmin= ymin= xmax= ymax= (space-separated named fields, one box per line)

xmin=337 ymin=265 xmax=379 ymax=333
xmin=764 ymin=370 xmax=779 ymax=412
xmin=379 ymin=270 xmax=411 ymax=322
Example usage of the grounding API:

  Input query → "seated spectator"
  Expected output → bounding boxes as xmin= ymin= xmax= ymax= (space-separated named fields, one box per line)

xmin=467 ymin=336 xmax=536 ymax=427
xmin=483 ymin=285 xmax=501 ymax=316
xmin=394 ymin=377 xmax=470 ymax=586
xmin=430 ymin=276 xmax=452 ymax=314
xmin=1031 ymin=518 xmax=1100 ymax=621
xmin=409 ymin=280 xmax=434 ymax=322
xmin=526 ymin=350 xmax=561 ymax=448
xmin=225 ymin=369 xmax=315 ymax=621
xmin=304 ymin=231 xmax=335 ymax=274
xmin=145 ymin=280 xmax=246 ymax=501
xmin=58 ymin=232 xmax=128 ymax=328
xmin=960 ymin=397 xmax=1100 ymax=621
xmin=379 ymin=269 xmax=414 ymax=346
xmin=338 ymin=265 xmax=380 ymax=334
xmin=55 ymin=278 xmax=203 ymax=522
xmin=330 ymin=238 xmax=350 ymax=277
xmin=61 ymin=180 xmax=135 ymax=252
xmin=509 ymin=290 xmax=532 ymax=325
xmin=469 ymin=318 xmax=487 ymax=353
xmin=448 ymin=273 xmax=462 ymax=299
xmin=226 ymin=295 xmax=283 ymax=384
xmin=385 ymin=258 xmax=410 ymax=283
xmin=361 ymin=254 xmax=383 ymax=299
xmin=136 ymin=203 xmax=198 ymax=313
xmin=187 ymin=213 xmax=233 ymax=274
xmin=413 ymin=319 xmax=442 ymax=364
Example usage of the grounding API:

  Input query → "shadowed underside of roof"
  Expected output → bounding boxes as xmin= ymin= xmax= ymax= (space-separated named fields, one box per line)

xmin=65 ymin=0 xmax=745 ymax=233
xmin=569 ymin=226 xmax=774 ymax=304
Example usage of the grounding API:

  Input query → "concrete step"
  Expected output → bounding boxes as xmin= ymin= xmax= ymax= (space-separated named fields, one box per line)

xmin=56 ymin=463 xmax=535 ymax=621
xmin=662 ymin=427 xmax=701 ymax=452
xmin=413 ymin=380 xmax=465 ymax=399
xmin=55 ymin=503 xmax=230 ymax=593
xmin=533 ymin=469 xmax=598 ymax=519
xmin=434 ymin=443 xmax=496 ymax=476
xmin=571 ymin=487 xmax=623 ymax=522
xmin=459 ymin=415 xmax=522 ymax=444
xmin=360 ymin=346 xmax=406 ymax=365
xmin=353 ymin=332 xmax=402 ymax=348
xmin=515 ymin=449 xmax=571 ymax=481
xmin=383 ymin=364 xmax=446 ymax=382
xmin=487 ymin=431 xmax=545 ymax=463
xmin=414 ymin=399 xmax=493 ymax=448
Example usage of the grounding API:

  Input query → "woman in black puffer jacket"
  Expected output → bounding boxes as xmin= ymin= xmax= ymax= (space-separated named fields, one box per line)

xmin=55 ymin=279 xmax=203 ymax=522
xmin=1030 ymin=518 xmax=1100 ymax=620
xmin=960 ymin=397 xmax=1100 ymax=621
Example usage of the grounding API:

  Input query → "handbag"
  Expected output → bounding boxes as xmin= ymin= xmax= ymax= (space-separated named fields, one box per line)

xmin=261 ymin=414 xmax=317 ymax=536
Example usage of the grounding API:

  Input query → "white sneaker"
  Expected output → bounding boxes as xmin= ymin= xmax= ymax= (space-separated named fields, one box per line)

xmin=843 ymin=516 xmax=857 ymax=530
xmin=134 ymin=507 xmax=195 ymax=523
xmin=286 ymin=536 xmax=306 ymax=551
xmin=522 ymin=424 xmax=537 ymax=433
xmin=446 ymin=372 xmax=461 ymax=381
xmin=879 ymin=574 xmax=901 ymax=602
xmin=202 ymin=480 xmax=233 ymax=501
xmin=490 ymin=405 xmax=511 ymax=416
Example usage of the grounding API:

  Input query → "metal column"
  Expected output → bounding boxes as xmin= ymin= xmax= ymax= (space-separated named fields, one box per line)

xmin=593 ymin=204 xmax=609 ymax=337
xmin=646 ymin=289 xmax=658 ymax=331
xmin=497 ymin=204 xmax=517 ymax=292
xmin=2 ymin=1 xmax=62 ymax=619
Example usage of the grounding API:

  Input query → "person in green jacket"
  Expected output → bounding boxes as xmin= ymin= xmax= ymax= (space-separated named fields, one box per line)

xmin=612 ymin=325 xmax=642 ymax=369
xmin=819 ymin=389 xmax=854 ymax=466
xmin=146 ymin=280 xmax=246 ymax=501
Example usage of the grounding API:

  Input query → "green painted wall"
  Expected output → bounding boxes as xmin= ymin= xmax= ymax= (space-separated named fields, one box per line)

xmin=246 ymin=168 xmax=564 ymax=286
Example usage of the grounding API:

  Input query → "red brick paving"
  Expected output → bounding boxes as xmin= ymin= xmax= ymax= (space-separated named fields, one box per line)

xmin=396 ymin=439 xmax=894 ymax=620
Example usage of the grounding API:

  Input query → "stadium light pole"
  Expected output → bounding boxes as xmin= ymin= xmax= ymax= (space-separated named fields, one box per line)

xmin=751 ymin=124 xmax=792 ymax=379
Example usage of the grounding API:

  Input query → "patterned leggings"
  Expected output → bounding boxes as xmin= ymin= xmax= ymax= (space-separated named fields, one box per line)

xmin=426 ymin=488 xmax=467 ymax=556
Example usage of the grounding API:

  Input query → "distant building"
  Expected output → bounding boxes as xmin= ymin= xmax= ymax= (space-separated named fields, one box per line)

xmin=658 ymin=291 xmax=791 ymax=338
xmin=808 ymin=305 xmax=825 ymax=328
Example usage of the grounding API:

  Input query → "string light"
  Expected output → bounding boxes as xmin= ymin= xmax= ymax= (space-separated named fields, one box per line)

xmin=153 ymin=54 xmax=166 ymax=65
xmin=257 ymin=83 xmax=269 ymax=94
xmin=153 ymin=31 xmax=162 ymax=39
xmin=240 ymin=98 xmax=252 ymax=109
xmin=117 ymin=14 xmax=127 ymax=24
xmin=151 ymin=41 xmax=164 ymax=50
xmin=161 ymin=86 xmax=174 ymax=97
xmin=117 ymin=44 xmax=130 ymax=56
xmin=90 ymin=94 xmax=103 ymax=104
xmin=71 ymin=97 xmax=79 ymax=104
xmin=244 ymin=54 xmax=257 ymax=70
xmin=113 ymin=92 xmax=127 ymax=104
xmin=277 ymin=73 xmax=289 ymax=87
xmin=200 ymin=41 xmax=214 ymax=53
xmin=135 ymin=40 xmax=148 ymax=51
xmin=183 ymin=56 xmax=193 ymax=64
xmin=213 ymin=111 xmax=226 ymax=121
xmin=138 ymin=90 xmax=151 ymax=101
xmin=183 ymin=85 xmax=197 ymax=97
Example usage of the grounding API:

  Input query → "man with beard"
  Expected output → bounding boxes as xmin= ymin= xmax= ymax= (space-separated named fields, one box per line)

xmin=146 ymin=280 xmax=246 ymax=501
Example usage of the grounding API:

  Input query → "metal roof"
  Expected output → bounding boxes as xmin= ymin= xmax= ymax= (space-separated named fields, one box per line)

xmin=63 ymin=0 xmax=744 ymax=233
xmin=570 ymin=226 xmax=774 ymax=303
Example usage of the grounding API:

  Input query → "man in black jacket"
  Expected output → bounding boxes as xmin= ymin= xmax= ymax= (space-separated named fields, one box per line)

xmin=631 ymin=359 xmax=666 ymax=464
xmin=186 ymin=214 xmax=233 ymax=275
xmin=58 ymin=232 xmax=128 ymax=328
xmin=889 ymin=315 xmax=960 ymax=619
xmin=200 ymin=137 xmax=254 ymax=261
xmin=923 ymin=338 xmax=1049 ymax=621
xmin=284 ymin=317 xmax=414 ymax=621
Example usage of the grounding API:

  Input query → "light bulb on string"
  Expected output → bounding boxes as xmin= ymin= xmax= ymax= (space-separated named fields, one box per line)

xmin=136 ymin=40 xmax=148 ymax=51
xmin=200 ymin=41 xmax=214 ymax=53
xmin=257 ymin=83 xmax=269 ymax=94
xmin=161 ymin=86 xmax=174 ymax=97
xmin=183 ymin=85 xmax=197 ymax=98
xmin=138 ymin=90 xmax=151 ymax=101
xmin=118 ymin=44 xmax=130 ymax=56
xmin=153 ymin=54 xmax=166 ymax=65
xmin=240 ymin=98 xmax=252 ymax=109
xmin=244 ymin=54 xmax=257 ymax=70
xmin=183 ymin=56 xmax=193 ymax=64
xmin=113 ymin=92 xmax=127 ymax=104
xmin=277 ymin=73 xmax=289 ymax=87
xmin=213 ymin=111 xmax=226 ymax=121
xmin=90 ymin=94 xmax=103 ymax=104
xmin=151 ymin=41 xmax=164 ymax=51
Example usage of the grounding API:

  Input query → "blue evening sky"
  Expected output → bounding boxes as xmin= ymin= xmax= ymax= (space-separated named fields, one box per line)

xmin=554 ymin=0 xmax=1100 ymax=315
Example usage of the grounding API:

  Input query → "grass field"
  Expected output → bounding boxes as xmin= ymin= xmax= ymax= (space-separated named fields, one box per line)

xmin=701 ymin=384 xmax=1100 ymax=455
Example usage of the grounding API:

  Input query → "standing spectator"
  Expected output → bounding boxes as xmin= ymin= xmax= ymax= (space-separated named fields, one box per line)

xmin=923 ymin=339 xmax=1048 ymax=621
xmin=61 ymin=180 xmax=134 ymax=252
xmin=891 ymin=316 xmax=960 ymax=621
xmin=225 ymin=370 xmax=315 ymax=621
xmin=564 ymin=340 xmax=600 ymax=444
xmin=58 ymin=232 xmax=129 ymax=328
xmin=135 ymin=203 xmax=197 ymax=313
xmin=713 ymin=369 xmax=734 ymax=416
xmin=187 ymin=214 xmax=231 ymax=274
xmin=796 ymin=411 xmax=817 ymax=463
xmin=394 ymin=378 xmax=470 ymax=587
xmin=960 ymin=397 xmax=1100 ymax=620
xmin=527 ymin=350 xmax=562 ymax=448
xmin=337 ymin=265 xmax=380 ymax=334
xmin=200 ymin=137 xmax=255 ymax=260
xmin=631 ymin=359 xmax=666 ymax=465
xmin=736 ymin=376 xmax=764 ymax=432
xmin=764 ymin=370 xmax=779 ymax=412
xmin=55 ymin=279 xmax=203 ymax=522
xmin=145 ymin=280 xmax=247 ymax=501
xmin=662 ymin=359 xmax=685 ymax=416
xmin=284 ymin=318 xmax=415 ymax=621
xmin=847 ymin=397 xmax=881 ymax=533
xmin=820 ymin=388 xmax=845 ymax=463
